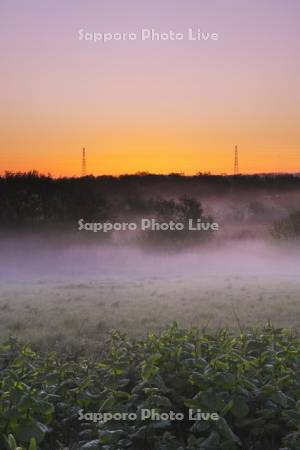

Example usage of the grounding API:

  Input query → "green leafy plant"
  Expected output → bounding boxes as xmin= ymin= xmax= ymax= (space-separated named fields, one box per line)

xmin=0 ymin=325 xmax=299 ymax=449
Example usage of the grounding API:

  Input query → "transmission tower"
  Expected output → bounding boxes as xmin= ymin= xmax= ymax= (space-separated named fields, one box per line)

xmin=234 ymin=145 xmax=239 ymax=175
xmin=81 ymin=147 xmax=86 ymax=177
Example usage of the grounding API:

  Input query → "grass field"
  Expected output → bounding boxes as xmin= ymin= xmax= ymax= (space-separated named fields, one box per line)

xmin=1 ymin=272 xmax=299 ymax=352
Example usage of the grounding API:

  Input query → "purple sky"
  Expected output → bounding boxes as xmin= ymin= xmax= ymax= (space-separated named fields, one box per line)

xmin=0 ymin=0 xmax=299 ymax=175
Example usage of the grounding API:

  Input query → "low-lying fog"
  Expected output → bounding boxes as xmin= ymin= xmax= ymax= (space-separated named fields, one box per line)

xmin=0 ymin=234 xmax=299 ymax=345
xmin=0 ymin=235 xmax=299 ymax=282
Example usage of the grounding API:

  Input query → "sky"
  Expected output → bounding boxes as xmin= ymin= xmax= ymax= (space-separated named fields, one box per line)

xmin=0 ymin=0 xmax=299 ymax=176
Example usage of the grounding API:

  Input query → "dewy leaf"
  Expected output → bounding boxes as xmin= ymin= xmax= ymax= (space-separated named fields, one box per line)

xmin=34 ymin=400 xmax=54 ymax=415
xmin=28 ymin=437 xmax=37 ymax=450
xmin=216 ymin=418 xmax=242 ymax=445
xmin=232 ymin=397 xmax=250 ymax=419
xmin=18 ymin=394 xmax=36 ymax=412
xmin=7 ymin=434 xmax=17 ymax=450
xmin=196 ymin=392 xmax=225 ymax=411
xmin=221 ymin=399 xmax=234 ymax=416
xmin=199 ymin=431 xmax=220 ymax=448
xmin=150 ymin=394 xmax=172 ymax=407
xmin=16 ymin=420 xmax=49 ymax=445
xmin=271 ymin=391 xmax=288 ymax=408
xmin=79 ymin=440 xmax=101 ymax=450
xmin=141 ymin=363 xmax=159 ymax=380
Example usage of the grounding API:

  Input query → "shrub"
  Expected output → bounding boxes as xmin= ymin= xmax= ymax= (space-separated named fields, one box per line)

xmin=271 ymin=210 xmax=300 ymax=240
xmin=144 ymin=197 xmax=214 ymax=247
xmin=1 ymin=325 xmax=300 ymax=449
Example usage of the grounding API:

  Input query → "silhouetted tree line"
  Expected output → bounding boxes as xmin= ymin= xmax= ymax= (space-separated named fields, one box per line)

xmin=0 ymin=171 xmax=299 ymax=228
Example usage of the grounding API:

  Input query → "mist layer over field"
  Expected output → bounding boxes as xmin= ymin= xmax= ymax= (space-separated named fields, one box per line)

xmin=0 ymin=235 xmax=299 ymax=350
xmin=0 ymin=235 xmax=299 ymax=280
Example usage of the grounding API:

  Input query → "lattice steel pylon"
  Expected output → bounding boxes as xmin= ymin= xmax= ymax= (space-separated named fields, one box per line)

xmin=234 ymin=145 xmax=239 ymax=175
xmin=81 ymin=147 xmax=86 ymax=177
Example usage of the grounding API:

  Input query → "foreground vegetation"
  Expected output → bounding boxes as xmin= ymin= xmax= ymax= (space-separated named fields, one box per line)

xmin=1 ymin=324 xmax=300 ymax=450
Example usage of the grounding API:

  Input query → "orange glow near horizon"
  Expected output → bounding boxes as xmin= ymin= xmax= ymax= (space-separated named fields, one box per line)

xmin=2 ymin=145 xmax=299 ymax=177
xmin=0 ymin=1 xmax=299 ymax=176
xmin=1 ymin=121 xmax=299 ymax=176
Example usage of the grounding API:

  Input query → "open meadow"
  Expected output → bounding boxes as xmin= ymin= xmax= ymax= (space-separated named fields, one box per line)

xmin=1 ymin=239 xmax=299 ymax=352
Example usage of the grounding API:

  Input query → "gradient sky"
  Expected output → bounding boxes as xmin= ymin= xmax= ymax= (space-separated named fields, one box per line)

xmin=0 ymin=0 xmax=299 ymax=176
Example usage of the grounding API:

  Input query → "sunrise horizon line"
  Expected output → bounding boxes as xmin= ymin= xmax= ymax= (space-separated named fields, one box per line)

xmin=1 ymin=169 xmax=300 ymax=179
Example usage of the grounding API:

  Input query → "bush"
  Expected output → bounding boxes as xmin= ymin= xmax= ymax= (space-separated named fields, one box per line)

xmin=144 ymin=197 xmax=214 ymax=247
xmin=0 ymin=325 xmax=300 ymax=449
xmin=271 ymin=210 xmax=300 ymax=240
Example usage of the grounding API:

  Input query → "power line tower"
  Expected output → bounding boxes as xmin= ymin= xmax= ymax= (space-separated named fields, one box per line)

xmin=234 ymin=145 xmax=239 ymax=175
xmin=81 ymin=147 xmax=87 ymax=177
